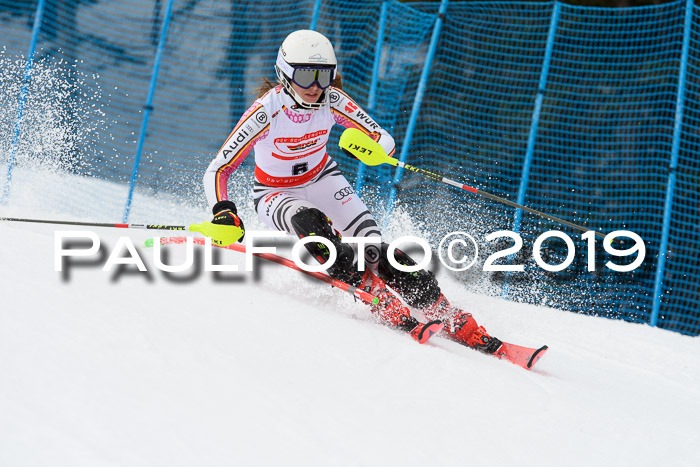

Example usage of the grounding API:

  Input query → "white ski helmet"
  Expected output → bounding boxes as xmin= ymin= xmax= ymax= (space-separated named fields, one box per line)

xmin=275 ymin=30 xmax=337 ymax=109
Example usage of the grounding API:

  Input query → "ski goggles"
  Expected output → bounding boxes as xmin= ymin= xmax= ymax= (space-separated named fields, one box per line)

xmin=276 ymin=51 xmax=336 ymax=89
xmin=290 ymin=66 xmax=335 ymax=89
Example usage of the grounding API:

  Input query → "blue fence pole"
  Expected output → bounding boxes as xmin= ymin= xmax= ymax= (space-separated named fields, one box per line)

xmin=355 ymin=0 xmax=388 ymax=195
xmin=309 ymin=0 xmax=323 ymax=30
xmin=501 ymin=2 xmax=561 ymax=299
xmin=513 ymin=2 xmax=561 ymax=235
xmin=1 ymin=0 xmax=47 ymax=205
xmin=122 ymin=0 xmax=175 ymax=222
xmin=383 ymin=0 xmax=449 ymax=226
xmin=651 ymin=0 xmax=693 ymax=328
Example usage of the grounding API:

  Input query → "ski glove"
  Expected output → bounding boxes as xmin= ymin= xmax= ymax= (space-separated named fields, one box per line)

xmin=212 ymin=201 xmax=242 ymax=225
xmin=188 ymin=200 xmax=245 ymax=246
xmin=211 ymin=200 xmax=245 ymax=240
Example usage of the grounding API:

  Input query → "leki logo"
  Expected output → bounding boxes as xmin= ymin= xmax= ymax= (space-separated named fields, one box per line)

xmin=348 ymin=143 xmax=372 ymax=156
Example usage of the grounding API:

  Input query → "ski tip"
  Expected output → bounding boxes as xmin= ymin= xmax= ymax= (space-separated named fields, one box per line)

xmin=412 ymin=320 xmax=444 ymax=344
xmin=527 ymin=345 xmax=549 ymax=369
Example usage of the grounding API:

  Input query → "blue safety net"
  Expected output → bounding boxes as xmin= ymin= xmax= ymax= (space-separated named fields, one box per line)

xmin=0 ymin=0 xmax=698 ymax=335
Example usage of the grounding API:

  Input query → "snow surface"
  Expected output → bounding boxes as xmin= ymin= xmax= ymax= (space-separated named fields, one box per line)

xmin=1 ymin=170 xmax=699 ymax=467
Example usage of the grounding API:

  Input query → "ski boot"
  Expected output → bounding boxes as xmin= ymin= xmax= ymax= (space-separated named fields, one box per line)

xmin=424 ymin=293 xmax=502 ymax=354
xmin=359 ymin=270 xmax=442 ymax=344
xmin=376 ymin=242 xmax=441 ymax=309
xmin=290 ymin=208 xmax=361 ymax=285
xmin=373 ymin=286 xmax=443 ymax=344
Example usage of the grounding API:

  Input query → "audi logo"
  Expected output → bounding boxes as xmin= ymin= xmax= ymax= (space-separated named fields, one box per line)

xmin=334 ymin=187 xmax=355 ymax=200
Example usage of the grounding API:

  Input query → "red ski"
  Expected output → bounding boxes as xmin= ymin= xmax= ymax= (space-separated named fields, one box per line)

xmin=147 ymin=237 xmax=543 ymax=364
xmin=492 ymin=342 xmax=549 ymax=370
xmin=149 ymin=236 xmax=442 ymax=344
xmin=408 ymin=320 xmax=444 ymax=344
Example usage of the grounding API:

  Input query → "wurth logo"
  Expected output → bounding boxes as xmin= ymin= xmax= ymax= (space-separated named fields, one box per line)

xmin=264 ymin=191 xmax=283 ymax=202
xmin=345 ymin=102 xmax=358 ymax=114
xmin=355 ymin=110 xmax=379 ymax=130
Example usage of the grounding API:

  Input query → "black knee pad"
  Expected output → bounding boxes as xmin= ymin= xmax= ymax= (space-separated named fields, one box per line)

xmin=377 ymin=242 xmax=441 ymax=308
xmin=290 ymin=208 xmax=356 ymax=281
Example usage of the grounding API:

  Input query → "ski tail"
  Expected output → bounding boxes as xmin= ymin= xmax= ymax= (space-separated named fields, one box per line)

xmin=409 ymin=320 xmax=444 ymax=344
xmin=148 ymin=236 xmax=441 ymax=344
xmin=149 ymin=236 xmax=379 ymax=305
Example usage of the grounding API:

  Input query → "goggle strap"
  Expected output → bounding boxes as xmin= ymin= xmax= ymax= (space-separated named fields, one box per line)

xmin=276 ymin=50 xmax=295 ymax=78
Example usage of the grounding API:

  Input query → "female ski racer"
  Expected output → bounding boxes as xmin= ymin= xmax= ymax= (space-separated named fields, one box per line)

xmin=203 ymin=29 xmax=500 ymax=352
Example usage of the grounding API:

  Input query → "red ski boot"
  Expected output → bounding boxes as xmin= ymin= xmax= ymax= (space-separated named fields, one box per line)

xmin=362 ymin=271 xmax=443 ymax=344
xmin=423 ymin=293 xmax=502 ymax=354
xmin=372 ymin=287 xmax=443 ymax=343
xmin=371 ymin=286 xmax=413 ymax=328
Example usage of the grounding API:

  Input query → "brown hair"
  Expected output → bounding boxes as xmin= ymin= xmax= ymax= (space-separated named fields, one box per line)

xmin=255 ymin=71 xmax=344 ymax=99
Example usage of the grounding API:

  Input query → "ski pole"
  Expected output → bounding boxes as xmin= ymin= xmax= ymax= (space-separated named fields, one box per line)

xmin=339 ymin=128 xmax=607 ymax=240
xmin=0 ymin=216 xmax=244 ymax=244
xmin=0 ymin=216 xmax=188 ymax=230
xmin=147 ymin=236 xmax=381 ymax=306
